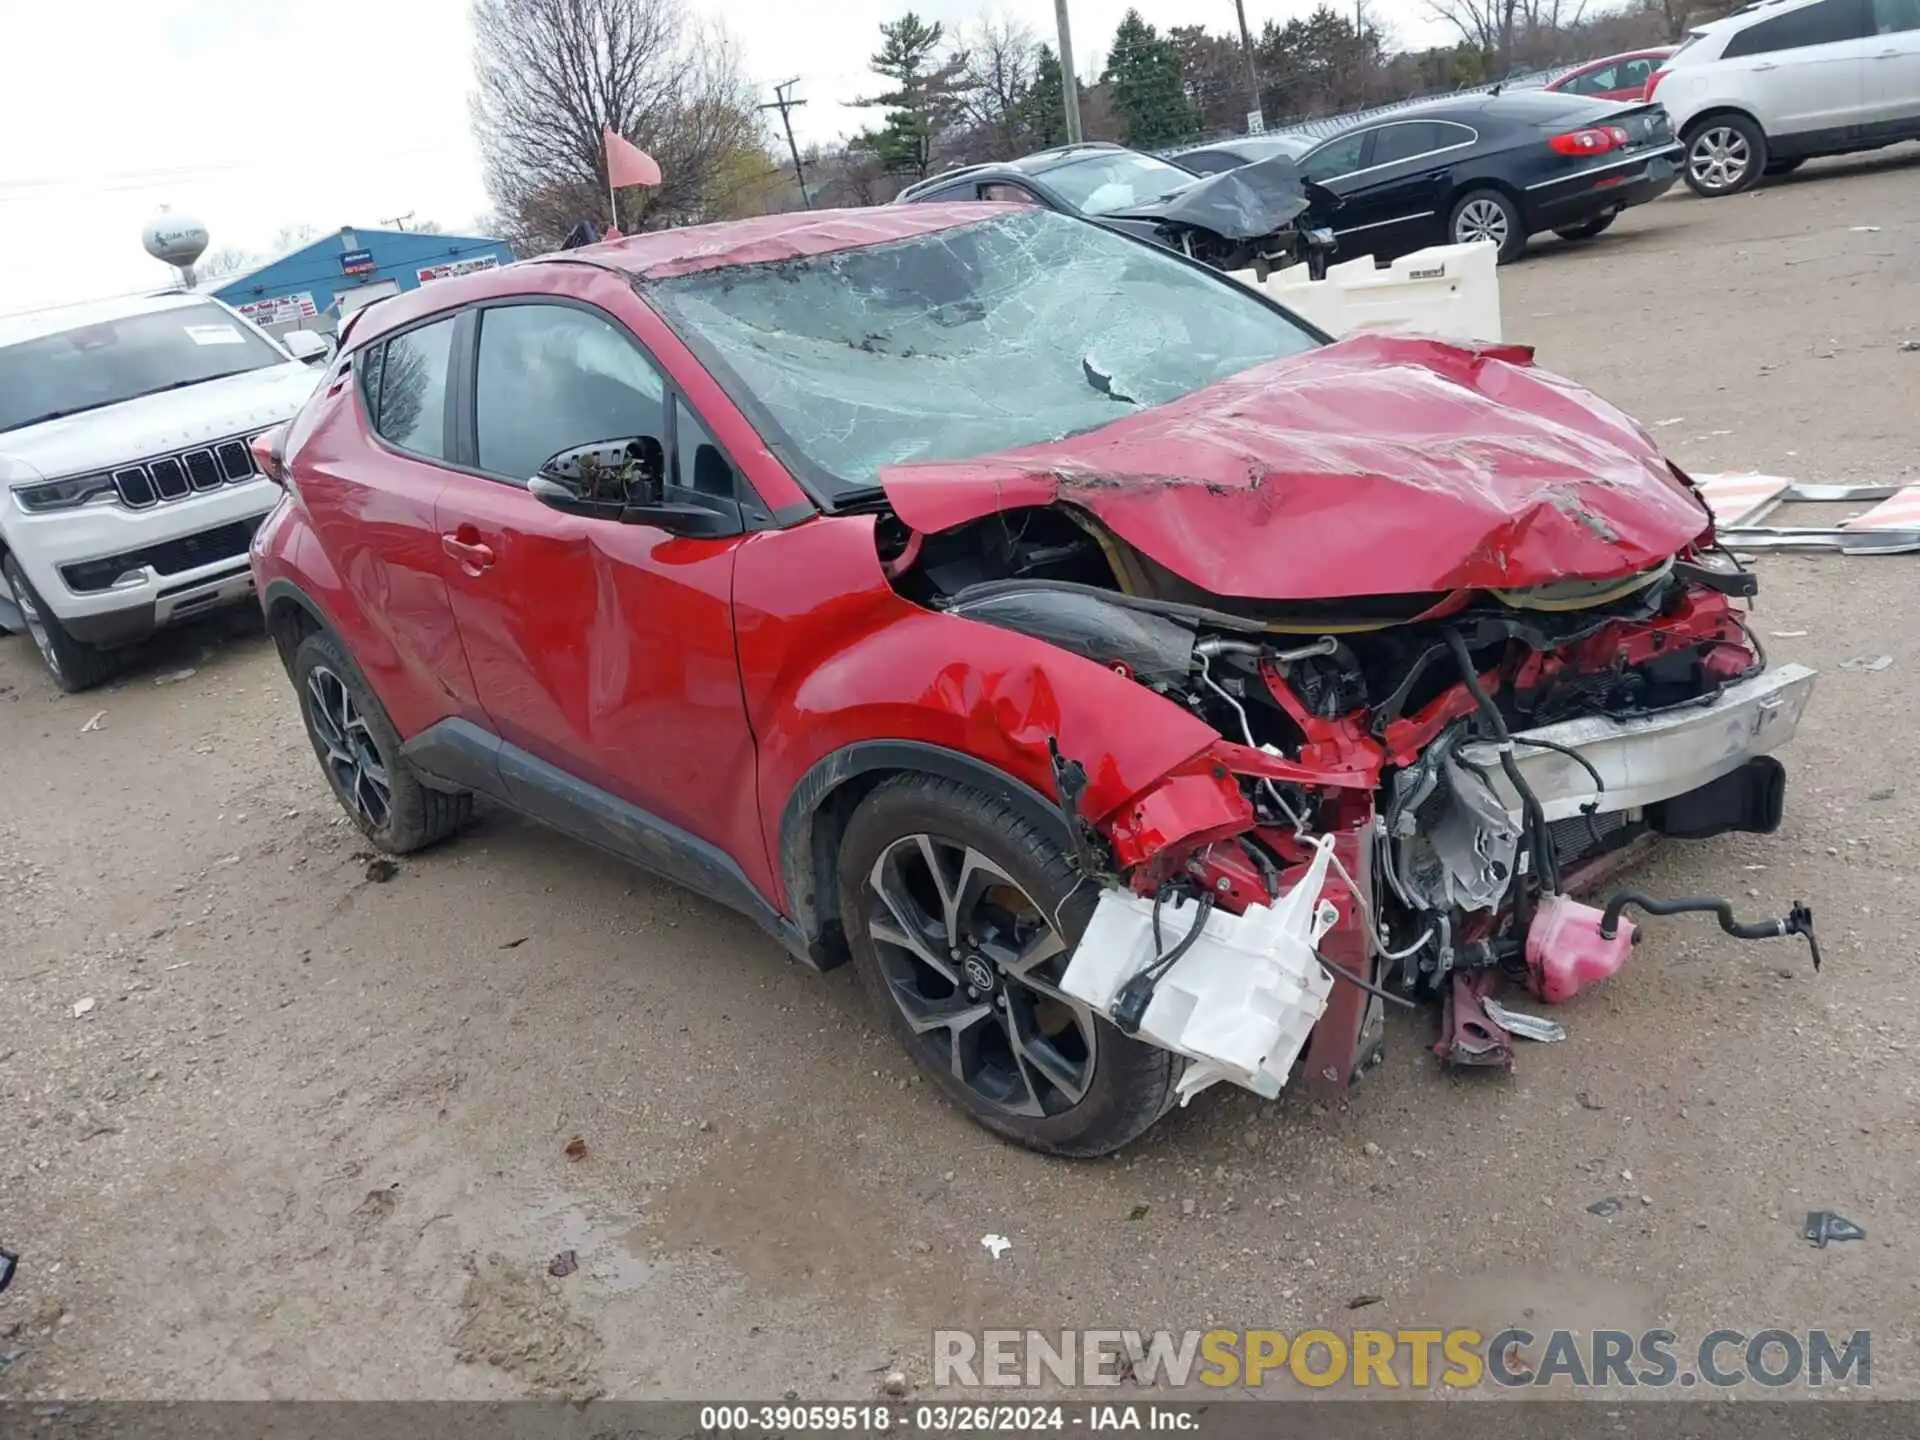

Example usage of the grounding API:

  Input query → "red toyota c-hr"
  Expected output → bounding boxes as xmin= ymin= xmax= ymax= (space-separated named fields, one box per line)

xmin=252 ymin=204 xmax=1813 ymax=1155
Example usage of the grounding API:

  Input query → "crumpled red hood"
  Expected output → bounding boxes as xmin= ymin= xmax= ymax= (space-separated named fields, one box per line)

xmin=877 ymin=334 xmax=1712 ymax=601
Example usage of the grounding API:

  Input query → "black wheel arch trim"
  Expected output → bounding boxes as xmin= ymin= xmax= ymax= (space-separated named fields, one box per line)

xmin=399 ymin=717 xmax=812 ymax=964
xmin=777 ymin=740 xmax=1074 ymax=973
xmin=261 ymin=578 xmax=340 ymax=671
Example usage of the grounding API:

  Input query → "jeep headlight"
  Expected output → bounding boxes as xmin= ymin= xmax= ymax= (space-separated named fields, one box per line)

xmin=11 ymin=473 xmax=119 ymax=513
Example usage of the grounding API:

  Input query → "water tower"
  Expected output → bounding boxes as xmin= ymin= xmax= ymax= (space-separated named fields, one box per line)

xmin=142 ymin=207 xmax=210 ymax=288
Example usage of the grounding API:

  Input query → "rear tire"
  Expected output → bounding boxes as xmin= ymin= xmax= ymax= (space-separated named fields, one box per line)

xmin=291 ymin=630 xmax=471 ymax=854
xmin=1449 ymin=188 xmax=1527 ymax=264
xmin=1 ymin=555 xmax=118 ymax=693
xmin=1683 ymin=114 xmax=1768 ymax=196
xmin=1553 ymin=213 xmax=1616 ymax=241
xmin=838 ymin=774 xmax=1182 ymax=1157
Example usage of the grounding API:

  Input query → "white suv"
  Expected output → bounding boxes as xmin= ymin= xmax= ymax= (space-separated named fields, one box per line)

xmin=0 ymin=292 xmax=327 ymax=691
xmin=1651 ymin=0 xmax=1920 ymax=195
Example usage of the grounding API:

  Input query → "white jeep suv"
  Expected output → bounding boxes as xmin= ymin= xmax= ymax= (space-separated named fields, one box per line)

xmin=1650 ymin=0 xmax=1920 ymax=194
xmin=0 ymin=292 xmax=327 ymax=691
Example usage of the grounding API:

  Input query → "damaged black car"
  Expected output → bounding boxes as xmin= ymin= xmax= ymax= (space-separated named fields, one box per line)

xmin=895 ymin=139 xmax=1339 ymax=278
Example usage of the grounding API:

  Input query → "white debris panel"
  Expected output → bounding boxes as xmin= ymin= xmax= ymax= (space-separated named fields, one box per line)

xmin=1060 ymin=838 xmax=1338 ymax=1104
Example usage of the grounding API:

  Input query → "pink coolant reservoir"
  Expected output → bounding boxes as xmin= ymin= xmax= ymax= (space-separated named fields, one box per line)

xmin=1525 ymin=894 xmax=1637 ymax=1004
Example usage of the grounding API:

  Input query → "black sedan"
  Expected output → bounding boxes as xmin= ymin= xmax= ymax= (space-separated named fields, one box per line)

xmin=894 ymin=141 xmax=1330 ymax=277
xmin=1292 ymin=88 xmax=1680 ymax=264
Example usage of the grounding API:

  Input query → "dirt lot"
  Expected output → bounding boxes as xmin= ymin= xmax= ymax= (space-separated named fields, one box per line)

xmin=4 ymin=150 xmax=1919 ymax=1403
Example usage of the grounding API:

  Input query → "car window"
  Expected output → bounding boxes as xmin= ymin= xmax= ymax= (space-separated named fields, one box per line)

xmin=1873 ymin=0 xmax=1920 ymax=30
xmin=1177 ymin=150 xmax=1241 ymax=175
xmin=647 ymin=207 xmax=1320 ymax=498
xmin=1620 ymin=57 xmax=1658 ymax=87
xmin=673 ymin=397 xmax=738 ymax=501
xmin=1724 ymin=0 xmax=1870 ymax=54
xmin=978 ymin=182 xmax=1038 ymax=204
xmin=1564 ymin=63 xmax=1620 ymax=93
xmin=369 ymin=318 xmax=456 ymax=460
xmin=1369 ymin=122 xmax=1453 ymax=166
xmin=1298 ymin=129 xmax=1369 ymax=182
xmin=1038 ymin=151 xmax=1197 ymax=214
xmin=474 ymin=303 xmax=666 ymax=481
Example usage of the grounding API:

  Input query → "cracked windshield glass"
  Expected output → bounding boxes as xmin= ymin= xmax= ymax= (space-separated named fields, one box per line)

xmin=648 ymin=208 xmax=1317 ymax=496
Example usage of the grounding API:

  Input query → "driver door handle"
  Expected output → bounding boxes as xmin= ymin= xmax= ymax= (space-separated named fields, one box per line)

xmin=441 ymin=531 xmax=495 ymax=574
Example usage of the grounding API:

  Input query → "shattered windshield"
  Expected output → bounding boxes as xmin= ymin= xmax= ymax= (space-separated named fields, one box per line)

xmin=646 ymin=209 xmax=1319 ymax=501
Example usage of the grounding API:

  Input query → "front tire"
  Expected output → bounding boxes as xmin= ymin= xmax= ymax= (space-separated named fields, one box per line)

xmin=838 ymin=775 xmax=1181 ymax=1157
xmin=1 ymin=555 xmax=117 ymax=693
xmin=1449 ymin=189 xmax=1527 ymax=264
xmin=291 ymin=630 xmax=471 ymax=853
xmin=1554 ymin=213 xmax=1616 ymax=241
xmin=1684 ymin=115 xmax=1768 ymax=196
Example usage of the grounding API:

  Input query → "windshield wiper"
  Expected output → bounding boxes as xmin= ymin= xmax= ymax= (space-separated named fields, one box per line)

xmin=0 ymin=372 xmax=257 ymax=434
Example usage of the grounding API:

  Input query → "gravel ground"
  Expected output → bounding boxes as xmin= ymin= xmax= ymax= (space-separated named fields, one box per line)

xmin=3 ymin=149 xmax=1918 ymax=1403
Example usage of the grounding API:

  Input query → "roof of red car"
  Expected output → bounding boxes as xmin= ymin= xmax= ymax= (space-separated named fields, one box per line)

xmin=1550 ymin=45 xmax=1675 ymax=77
xmin=338 ymin=203 xmax=1009 ymax=350
xmin=553 ymin=203 xmax=1012 ymax=282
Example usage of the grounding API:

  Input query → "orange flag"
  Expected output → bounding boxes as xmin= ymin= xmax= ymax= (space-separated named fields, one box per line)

xmin=603 ymin=127 xmax=662 ymax=188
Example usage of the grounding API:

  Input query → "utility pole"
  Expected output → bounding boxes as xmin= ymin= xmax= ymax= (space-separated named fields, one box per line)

xmin=379 ymin=211 xmax=415 ymax=231
xmin=758 ymin=80 xmax=812 ymax=208
xmin=1053 ymin=0 xmax=1084 ymax=143
xmin=1233 ymin=0 xmax=1262 ymax=131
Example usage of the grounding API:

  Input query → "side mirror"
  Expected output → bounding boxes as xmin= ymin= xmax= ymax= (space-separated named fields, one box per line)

xmin=283 ymin=329 xmax=332 ymax=365
xmin=531 ymin=437 xmax=664 ymax=512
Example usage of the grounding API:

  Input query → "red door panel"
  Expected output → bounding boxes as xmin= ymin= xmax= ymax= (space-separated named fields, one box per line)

xmin=433 ymin=474 xmax=765 ymax=879
xmin=287 ymin=364 xmax=476 ymax=734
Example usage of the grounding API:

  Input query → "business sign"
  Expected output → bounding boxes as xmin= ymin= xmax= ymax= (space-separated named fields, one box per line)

xmin=235 ymin=292 xmax=319 ymax=325
xmin=339 ymin=248 xmax=376 ymax=276
xmin=417 ymin=254 xmax=502 ymax=284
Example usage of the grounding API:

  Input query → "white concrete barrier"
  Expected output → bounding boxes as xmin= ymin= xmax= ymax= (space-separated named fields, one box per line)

xmin=1234 ymin=242 xmax=1503 ymax=344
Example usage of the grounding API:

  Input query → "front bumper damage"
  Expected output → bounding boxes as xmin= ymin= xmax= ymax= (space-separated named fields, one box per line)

xmin=1058 ymin=656 xmax=1820 ymax=1104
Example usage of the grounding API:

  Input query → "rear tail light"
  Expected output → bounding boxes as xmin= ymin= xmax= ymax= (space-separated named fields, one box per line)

xmin=250 ymin=423 xmax=290 ymax=486
xmin=1645 ymin=68 xmax=1671 ymax=102
xmin=1548 ymin=124 xmax=1631 ymax=156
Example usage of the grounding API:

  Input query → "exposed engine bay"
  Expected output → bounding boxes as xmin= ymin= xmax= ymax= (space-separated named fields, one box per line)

xmin=878 ymin=501 xmax=1820 ymax=1099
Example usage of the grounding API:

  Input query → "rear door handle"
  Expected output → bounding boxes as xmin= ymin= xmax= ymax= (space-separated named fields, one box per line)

xmin=441 ymin=532 xmax=495 ymax=574
xmin=1875 ymin=48 xmax=1899 ymax=56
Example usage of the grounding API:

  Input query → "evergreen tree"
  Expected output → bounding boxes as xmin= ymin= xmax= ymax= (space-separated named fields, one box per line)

xmin=1101 ymin=10 xmax=1196 ymax=149
xmin=1024 ymin=44 xmax=1068 ymax=149
xmin=853 ymin=12 xmax=972 ymax=179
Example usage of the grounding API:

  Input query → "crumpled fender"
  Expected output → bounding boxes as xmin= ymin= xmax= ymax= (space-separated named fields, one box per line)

xmin=735 ymin=517 xmax=1232 ymax=916
xmin=878 ymin=334 xmax=1712 ymax=602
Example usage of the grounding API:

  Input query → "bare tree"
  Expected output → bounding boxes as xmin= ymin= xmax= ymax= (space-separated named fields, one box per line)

xmin=271 ymin=223 xmax=319 ymax=252
xmin=1426 ymin=0 xmax=1523 ymax=70
xmin=955 ymin=17 xmax=1039 ymax=157
xmin=470 ymin=0 xmax=766 ymax=253
xmin=197 ymin=246 xmax=257 ymax=281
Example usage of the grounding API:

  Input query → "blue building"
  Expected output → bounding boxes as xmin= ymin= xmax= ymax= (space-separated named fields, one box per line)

xmin=212 ymin=226 xmax=516 ymax=335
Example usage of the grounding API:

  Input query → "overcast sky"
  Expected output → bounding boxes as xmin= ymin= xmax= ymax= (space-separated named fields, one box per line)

xmin=0 ymin=0 xmax=1453 ymax=315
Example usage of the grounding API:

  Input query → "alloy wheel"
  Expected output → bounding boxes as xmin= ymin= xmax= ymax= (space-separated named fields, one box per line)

xmin=304 ymin=664 xmax=392 ymax=829
xmin=864 ymin=833 xmax=1098 ymax=1118
xmin=11 ymin=574 xmax=60 ymax=679
xmin=1688 ymin=127 xmax=1750 ymax=193
xmin=1454 ymin=198 xmax=1510 ymax=248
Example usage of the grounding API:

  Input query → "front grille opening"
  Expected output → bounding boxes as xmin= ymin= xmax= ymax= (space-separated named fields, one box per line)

xmin=114 ymin=466 xmax=156 ymax=508
xmin=59 ymin=516 xmax=264 ymax=594
xmin=150 ymin=457 xmax=189 ymax=500
xmin=215 ymin=440 xmax=254 ymax=481
xmin=104 ymin=435 xmax=263 ymax=507
xmin=185 ymin=449 xmax=223 ymax=491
